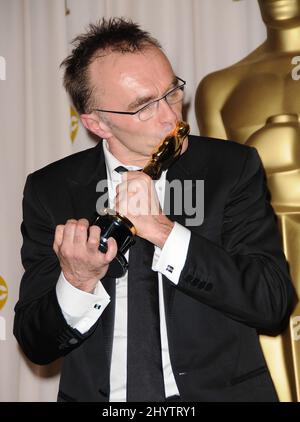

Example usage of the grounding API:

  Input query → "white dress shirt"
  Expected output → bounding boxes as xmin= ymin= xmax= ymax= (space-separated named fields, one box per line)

xmin=56 ymin=140 xmax=191 ymax=401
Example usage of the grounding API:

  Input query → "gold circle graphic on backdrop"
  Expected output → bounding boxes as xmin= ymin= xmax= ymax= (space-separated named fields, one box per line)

xmin=0 ymin=276 xmax=8 ymax=310
xmin=70 ymin=105 xmax=79 ymax=143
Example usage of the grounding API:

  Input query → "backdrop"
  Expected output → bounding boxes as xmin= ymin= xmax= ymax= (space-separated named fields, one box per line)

xmin=0 ymin=0 xmax=266 ymax=401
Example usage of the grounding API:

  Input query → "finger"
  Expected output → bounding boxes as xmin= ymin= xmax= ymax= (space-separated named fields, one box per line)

xmin=114 ymin=190 xmax=122 ymax=212
xmin=116 ymin=180 xmax=129 ymax=196
xmin=62 ymin=219 xmax=77 ymax=244
xmin=124 ymin=176 xmax=150 ymax=198
xmin=53 ymin=224 xmax=64 ymax=254
xmin=115 ymin=188 xmax=128 ymax=215
xmin=122 ymin=170 xmax=144 ymax=181
xmin=87 ymin=225 xmax=101 ymax=251
xmin=115 ymin=188 xmax=137 ymax=216
xmin=117 ymin=172 xmax=146 ymax=192
xmin=73 ymin=218 xmax=89 ymax=245
xmin=103 ymin=237 xmax=118 ymax=263
xmin=66 ymin=218 xmax=78 ymax=224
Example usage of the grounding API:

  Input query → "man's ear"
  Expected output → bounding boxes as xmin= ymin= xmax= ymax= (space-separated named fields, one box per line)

xmin=80 ymin=113 xmax=113 ymax=139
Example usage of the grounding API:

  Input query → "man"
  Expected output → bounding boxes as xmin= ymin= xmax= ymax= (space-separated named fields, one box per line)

xmin=14 ymin=18 xmax=294 ymax=402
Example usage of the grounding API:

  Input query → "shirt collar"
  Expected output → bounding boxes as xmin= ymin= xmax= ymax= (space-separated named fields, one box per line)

xmin=102 ymin=139 xmax=142 ymax=178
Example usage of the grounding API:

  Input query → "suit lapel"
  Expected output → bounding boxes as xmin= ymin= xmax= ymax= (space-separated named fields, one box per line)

xmin=67 ymin=142 xmax=108 ymax=222
xmin=163 ymin=142 xmax=208 ymax=320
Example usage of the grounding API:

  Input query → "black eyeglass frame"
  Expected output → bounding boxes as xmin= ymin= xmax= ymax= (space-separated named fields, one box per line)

xmin=91 ymin=77 xmax=186 ymax=118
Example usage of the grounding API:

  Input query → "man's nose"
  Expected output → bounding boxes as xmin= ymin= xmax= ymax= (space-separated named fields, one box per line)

xmin=157 ymin=98 xmax=178 ymax=125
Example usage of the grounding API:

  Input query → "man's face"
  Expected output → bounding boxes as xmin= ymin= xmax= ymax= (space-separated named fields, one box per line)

xmin=87 ymin=47 xmax=185 ymax=166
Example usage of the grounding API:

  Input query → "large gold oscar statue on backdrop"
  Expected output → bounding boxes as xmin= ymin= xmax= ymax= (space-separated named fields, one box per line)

xmin=196 ymin=0 xmax=300 ymax=401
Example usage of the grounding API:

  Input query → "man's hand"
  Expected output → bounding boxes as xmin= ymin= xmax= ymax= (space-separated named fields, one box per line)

xmin=115 ymin=172 xmax=174 ymax=248
xmin=53 ymin=218 xmax=117 ymax=293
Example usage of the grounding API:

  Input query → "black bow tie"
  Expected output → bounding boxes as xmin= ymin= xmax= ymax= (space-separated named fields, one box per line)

xmin=114 ymin=165 xmax=129 ymax=174
xmin=115 ymin=165 xmax=143 ymax=174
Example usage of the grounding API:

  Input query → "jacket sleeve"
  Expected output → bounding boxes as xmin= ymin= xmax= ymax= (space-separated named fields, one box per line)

xmin=13 ymin=174 xmax=97 ymax=365
xmin=177 ymin=147 xmax=295 ymax=333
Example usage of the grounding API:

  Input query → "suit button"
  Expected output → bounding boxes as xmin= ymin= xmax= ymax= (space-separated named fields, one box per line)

xmin=69 ymin=338 xmax=79 ymax=345
xmin=198 ymin=281 xmax=206 ymax=289
xmin=205 ymin=282 xmax=213 ymax=291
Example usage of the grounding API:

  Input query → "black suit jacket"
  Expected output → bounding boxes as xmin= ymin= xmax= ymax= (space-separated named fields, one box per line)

xmin=14 ymin=136 xmax=294 ymax=402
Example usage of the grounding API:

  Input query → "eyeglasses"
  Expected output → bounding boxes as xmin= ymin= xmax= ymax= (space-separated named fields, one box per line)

xmin=92 ymin=77 xmax=186 ymax=122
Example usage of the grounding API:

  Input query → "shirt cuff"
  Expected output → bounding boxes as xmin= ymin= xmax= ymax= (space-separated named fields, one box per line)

xmin=56 ymin=272 xmax=111 ymax=334
xmin=152 ymin=222 xmax=191 ymax=284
